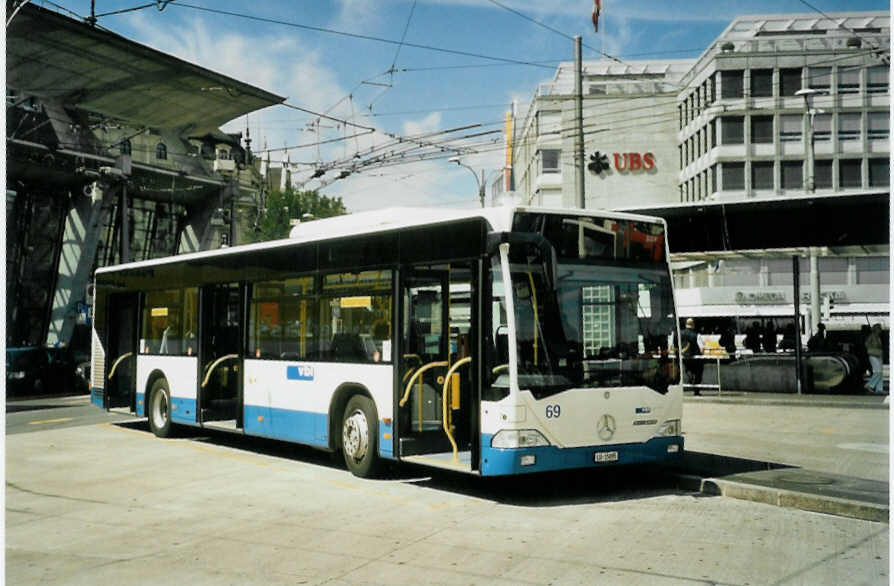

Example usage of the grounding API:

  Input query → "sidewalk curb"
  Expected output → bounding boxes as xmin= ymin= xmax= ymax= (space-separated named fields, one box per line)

xmin=684 ymin=395 xmax=889 ymax=410
xmin=674 ymin=473 xmax=889 ymax=523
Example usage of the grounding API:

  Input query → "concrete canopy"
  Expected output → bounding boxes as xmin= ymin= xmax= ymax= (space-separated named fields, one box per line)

xmin=6 ymin=3 xmax=285 ymax=136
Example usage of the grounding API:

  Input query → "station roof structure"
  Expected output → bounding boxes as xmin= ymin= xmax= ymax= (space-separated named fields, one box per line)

xmin=624 ymin=191 xmax=889 ymax=255
xmin=6 ymin=3 xmax=285 ymax=136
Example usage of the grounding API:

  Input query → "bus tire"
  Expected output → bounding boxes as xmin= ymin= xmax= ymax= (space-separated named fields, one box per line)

xmin=341 ymin=395 xmax=379 ymax=478
xmin=148 ymin=378 xmax=174 ymax=438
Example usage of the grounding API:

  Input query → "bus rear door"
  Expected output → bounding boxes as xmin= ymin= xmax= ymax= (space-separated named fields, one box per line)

xmin=104 ymin=293 xmax=138 ymax=410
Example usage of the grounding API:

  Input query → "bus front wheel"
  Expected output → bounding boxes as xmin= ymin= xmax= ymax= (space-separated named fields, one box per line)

xmin=341 ymin=395 xmax=379 ymax=478
xmin=148 ymin=378 xmax=174 ymax=438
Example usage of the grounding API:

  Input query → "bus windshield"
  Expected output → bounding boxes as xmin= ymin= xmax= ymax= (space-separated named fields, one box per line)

xmin=504 ymin=213 xmax=679 ymax=398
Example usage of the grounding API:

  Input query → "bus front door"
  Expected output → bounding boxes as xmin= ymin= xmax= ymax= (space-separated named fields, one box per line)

xmin=199 ymin=282 xmax=244 ymax=429
xmin=105 ymin=293 xmax=138 ymax=410
xmin=398 ymin=263 xmax=478 ymax=471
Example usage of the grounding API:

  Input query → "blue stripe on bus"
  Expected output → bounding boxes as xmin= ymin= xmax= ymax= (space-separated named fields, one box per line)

xmin=243 ymin=405 xmax=329 ymax=448
xmin=136 ymin=392 xmax=145 ymax=417
xmin=171 ymin=397 xmax=197 ymax=424
xmin=478 ymin=435 xmax=684 ymax=476
xmin=90 ymin=387 xmax=103 ymax=408
xmin=379 ymin=419 xmax=393 ymax=458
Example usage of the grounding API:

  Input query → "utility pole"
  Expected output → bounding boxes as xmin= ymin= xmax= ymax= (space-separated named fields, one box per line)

xmin=809 ymin=247 xmax=820 ymax=333
xmin=793 ymin=255 xmax=803 ymax=394
xmin=574 ymin=36 xmax=586 ymax=258
xmin=574 ymin=35 xmax=585 ymax=209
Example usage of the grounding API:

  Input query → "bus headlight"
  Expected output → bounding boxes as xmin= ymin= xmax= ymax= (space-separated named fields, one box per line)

xmin=491 ymin=429 xmax=550 ymax=449
xmin=656 ymin=419 xmax=680 ymax=437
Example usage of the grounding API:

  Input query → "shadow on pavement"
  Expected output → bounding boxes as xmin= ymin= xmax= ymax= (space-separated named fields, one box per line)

xmin=672 ymin=450 xmax=793 ymax=477
xmin=112 ymin=420 xmax=691 ymax=507
xmin=6 ymin=403 xmax=74 ymax=414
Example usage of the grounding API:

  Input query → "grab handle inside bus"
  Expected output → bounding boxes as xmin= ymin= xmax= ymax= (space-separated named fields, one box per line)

xmin=201 ymin=354 xmax=239 ymax=388
xmin=107 ymin=352 xmax=133 ymax=380
xmin=441 ymin=357 xmax=471 ymax=462
xmin=399 ymin=360 xmax=448 ymax=408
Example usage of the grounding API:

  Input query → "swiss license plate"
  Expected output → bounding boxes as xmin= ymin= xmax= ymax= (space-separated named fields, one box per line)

xmin=594 ymin=451 xmax=619 ymax=463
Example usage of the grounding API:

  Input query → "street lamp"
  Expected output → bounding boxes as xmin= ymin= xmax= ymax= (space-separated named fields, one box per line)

xmin=448 ymin=156 xmax=485 ymax=208
xmin=795 ymin=87 xmax=827 ymax=194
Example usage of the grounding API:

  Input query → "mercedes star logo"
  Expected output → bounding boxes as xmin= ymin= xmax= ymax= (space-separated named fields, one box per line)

xmin=597 ymin=414 xmax=616 ymax=441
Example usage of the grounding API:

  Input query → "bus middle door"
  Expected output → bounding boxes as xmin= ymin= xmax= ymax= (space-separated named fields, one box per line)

xmin=199 ymin=282 xmax=244 ymax=429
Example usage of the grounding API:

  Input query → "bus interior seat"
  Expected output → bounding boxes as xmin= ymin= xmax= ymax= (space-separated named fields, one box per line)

xmin=330 ymin=334 xmax=368 ymax=362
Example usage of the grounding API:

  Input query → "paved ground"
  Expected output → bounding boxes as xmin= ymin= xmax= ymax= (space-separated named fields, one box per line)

xmin=6 ymin=414 xmax=890 ymax=585
xmin=682 ymin=392 xmax=889 ymax=482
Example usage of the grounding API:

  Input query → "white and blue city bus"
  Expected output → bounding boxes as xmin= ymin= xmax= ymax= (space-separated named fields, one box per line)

xmin=91 ymin=206 xmax=683 ymax=477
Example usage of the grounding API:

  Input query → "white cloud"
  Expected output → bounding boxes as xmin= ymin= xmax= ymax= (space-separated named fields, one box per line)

xmin=401 ymin=111 xmax=442 ymax=136
xmin=122 ymin=8 xmax=507 ymax=212
xmin=126 ymin=12 xmax=347 ymax=158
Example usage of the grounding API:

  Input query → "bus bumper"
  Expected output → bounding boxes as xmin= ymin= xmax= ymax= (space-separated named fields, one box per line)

xmin=479 ymin=435 xmax=684 ymax=476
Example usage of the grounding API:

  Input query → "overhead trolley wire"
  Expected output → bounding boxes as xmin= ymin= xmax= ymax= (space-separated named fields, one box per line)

xmin=168 ymin=2 xmax=559 ymax=69
xmin=485 ymin=0 xmax=626 ymax=64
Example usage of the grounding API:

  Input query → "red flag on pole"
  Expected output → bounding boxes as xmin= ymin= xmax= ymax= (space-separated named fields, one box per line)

xmin=592 ymin=0 xmax=601 ymax=33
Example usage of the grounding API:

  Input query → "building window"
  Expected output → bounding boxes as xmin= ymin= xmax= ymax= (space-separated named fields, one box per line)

xmin=780 ymin=68 xmax=802 ymax=97
xmin=814 ymin=113 xmax=832 ymax=141
xmin=721 ymin=70 xmax=744 ymax=99
xmin=837 ymin=67 xmax=860 ymax=94
xmin=540 ymin=149 xmax=560 ymax=174
xmin=120 ymin=139 xmax=132 ymax=155
xmin=779 ymin=114 xmax=802 ymax=142
xmin=722 ymin=162 xmax=745 ymax=190
xmin=869 ymin=158 xmax=889 ymax=187
xmin=815 ymin=160 xmax=833 ymax=189
xmin=838 ymin=113 xmax=861 ymax=141
xmin=709 ymin=118 xmax=717 ymax=148
xmin=720 ymin=116 xmax=744 ymax=144
xmin=809 ymin=67 xmax=831 ymax=91
xmin=751 ymin=116 xmax=773 ymax=144
xmin=752 ymin=161 xmax=774 ymax=190
xmin=781 ymin=161 xmax=802 ymax=190
xmin=867 ymin=66 xmax=889 ymax=93
xmin=678 ymin=104 xmax=684 ymax=129
xmin=868 ymin=112 xmax=889 ymax=140
xmin=709 ymin=76 xmax=716 ymax=103
xmin=710 ymin=164 xmax=717 ymax=194
xmin=156 ymin=143 xmax=167 ymax=160
xmin=839 ymin=159 xmax=861 ymax=188
xmin=750 ymin=69 xmax=773 ymax=97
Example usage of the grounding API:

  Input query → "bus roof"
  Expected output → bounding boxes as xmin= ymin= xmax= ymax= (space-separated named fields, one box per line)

xmin=95 ymin=204 xmax=665 ymax=275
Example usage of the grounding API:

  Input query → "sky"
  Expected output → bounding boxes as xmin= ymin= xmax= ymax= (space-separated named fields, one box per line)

xmin=54 ymin=0 xmax=890 ymax=212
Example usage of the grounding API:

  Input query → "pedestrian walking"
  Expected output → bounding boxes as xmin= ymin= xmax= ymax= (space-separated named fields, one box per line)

xmin=744 ymin=321 xmax=762 ymax=353
xmin=807 ymin=322 xmax=827 ymax=352
xmin=681 ymin=318 xmax=703 ymax=395
xmin=762 ymin=322 xmax=777 ymax=353
xmin=865 ymin=324 xmax=885 ymax=394
xmin=719 ymin=326 xmax=736 ymax=358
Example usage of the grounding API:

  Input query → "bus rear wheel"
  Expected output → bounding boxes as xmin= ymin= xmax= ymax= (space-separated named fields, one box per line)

xmin=341 ymin=395 xmax=379 ymax=478
xmin=148 ymin=378 xmax=174 ymax=438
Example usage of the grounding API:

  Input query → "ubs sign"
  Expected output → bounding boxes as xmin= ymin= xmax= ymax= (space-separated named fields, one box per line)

xmin=588 ymin=151 xmax=656 ymax=174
